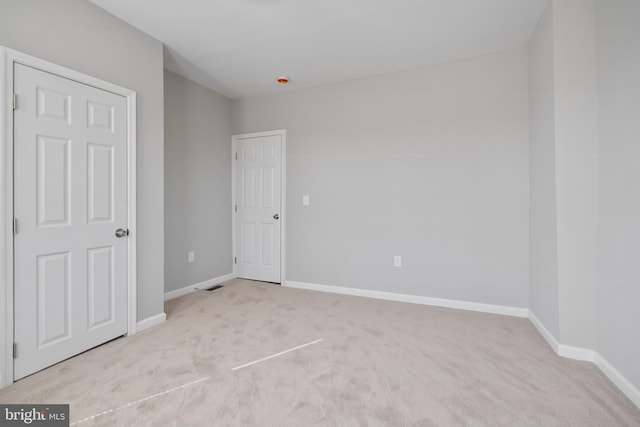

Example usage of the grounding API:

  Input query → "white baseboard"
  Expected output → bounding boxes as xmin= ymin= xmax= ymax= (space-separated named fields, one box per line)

xmin=595 ymin=352 xmax=640 ymax=409
xmin=528 ymin=310 xmax=595 ymax=362
xmin=164 ymin=273 xmax=235 ymax=301
xmin=528 ymin=309 xmax=640 ymax=409
xmin=283 ymin=281 xmax=529 ymax=318
xmin=528 ymin=310 xmax=560 ymax=353
xmin=558 ymin=344 xmax=595 ymax=362
xmin=136 ymin=312 xmax=166 ymax=332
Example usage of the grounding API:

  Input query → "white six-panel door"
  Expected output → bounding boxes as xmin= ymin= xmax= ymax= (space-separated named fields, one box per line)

xmin=235 ymin=134 xmax=282 ymax=283
xmin=13 ymin=63 xmax=129 ymax=379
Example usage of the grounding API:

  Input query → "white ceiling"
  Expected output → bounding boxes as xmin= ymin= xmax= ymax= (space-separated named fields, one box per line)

xmin=90 ymin=0 xmax=548 ymax=99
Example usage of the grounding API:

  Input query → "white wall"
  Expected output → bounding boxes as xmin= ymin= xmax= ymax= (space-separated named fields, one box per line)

xmin=233 ymin=48 xmax=530 ymax=308
xmin=164 ymin=70 xmax=232 ymax=293
xmin=0 ymin=0 xmax=165 ymax=321
xmin=595 ymin=0 xmax=640 ymax=393
xmin=528 ymin=2 xmax=560 ymax=338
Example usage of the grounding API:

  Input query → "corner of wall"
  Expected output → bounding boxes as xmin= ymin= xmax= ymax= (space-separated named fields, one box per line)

xmin=136 ymin=312 xmax=167 ymax=333
xmin=528 ymin=309 xmax=559 ymax=353
xmin=528 ymin=309 xmax=640 ymax=409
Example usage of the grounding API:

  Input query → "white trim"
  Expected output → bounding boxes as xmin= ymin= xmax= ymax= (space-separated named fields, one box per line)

xmin=231 ymin=130 xmax=287 ymax=283
xmin=136 ymin=313 xmax=167 ymax=333
xmin=558 ymin=344 xmax=595 ymax=362
xmin=281 ymin=132 xmax=287 ymax=284
xmin=0 ymin=46 xmax=13 ymax=390
xmin=528 ymin=309 xmax=596 ymax=362
xmin=594 ymin=352 xmax=640 ymax=409
xmin=164 ymin=273 xmax=235 ymax=301
xmin=283 ymin=281 xmax=529 ymax=318
xmin=529 ymin=309 xmax=640 ymax=409
xmin=126 ymin=92 xmax=137 ymax=335
xmin=528 ymin=310 xmax=560 ymax=353
xmin=0 ymin=47 xmax=137 ymax=388
xmin=231 ymin=139 xmax=237 ymax=278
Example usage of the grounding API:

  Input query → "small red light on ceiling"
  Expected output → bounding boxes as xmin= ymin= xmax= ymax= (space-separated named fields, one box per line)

xmin=277 ymin=76 xmax=289 ymax=85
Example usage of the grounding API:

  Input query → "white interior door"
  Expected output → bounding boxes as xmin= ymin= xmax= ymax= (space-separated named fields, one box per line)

xmin=13 ymin=63 xmax=129 ymax=380
xmin=235 ymin=134 xmax=282 ymax=283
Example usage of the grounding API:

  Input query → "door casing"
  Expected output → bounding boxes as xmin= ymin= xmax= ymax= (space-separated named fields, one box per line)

xmin=0 ymin=47 xmax=138 ymax=388
xmin=232 ymin=130 xmax=286 ymax=283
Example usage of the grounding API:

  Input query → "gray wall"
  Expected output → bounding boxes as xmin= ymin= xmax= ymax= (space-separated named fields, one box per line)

xmin=0 ymin=0 xmax=165 ymax=322
xmin=529 ymin=0 xmax=600 ymax=349
xmin=164 ymin=70 xmax=232 ymax=293
xmin=527 ymin=0 xmax=599 ymax=349
xmin=528 ymin=2 xmax=560 ymax=338
xmin=233 ymin=48 xmax=530 ymax=308
xmin=552 ymin=0 xmax=599 ymax=349
xmin=595 ymin=0 xmax=640 ymax=391
xmin=527 ymin=0 xmax=640 ymax=393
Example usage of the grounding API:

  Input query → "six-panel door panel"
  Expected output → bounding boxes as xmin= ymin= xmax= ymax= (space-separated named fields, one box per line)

xmin=236 ymin=135 xmax=282 ymax=282
xmin=13 ymin=63 xmax=128 ymax=380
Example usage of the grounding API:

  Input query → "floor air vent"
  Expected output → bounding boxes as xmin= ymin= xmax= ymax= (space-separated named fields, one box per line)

xmin=206 ymin=285 xmax=224 ymax=292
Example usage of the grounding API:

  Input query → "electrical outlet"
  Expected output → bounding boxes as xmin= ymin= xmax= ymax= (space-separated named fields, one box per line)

xmin=303 ymin=195 xmax=310 ymax=206
xmin=393 ymin=255 xmax=402 ymax=267
xmin=188 ymin=251 xmax=195 ymax=263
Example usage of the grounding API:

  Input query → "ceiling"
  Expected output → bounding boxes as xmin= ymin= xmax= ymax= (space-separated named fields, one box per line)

xmin=90 ymin=0 xmax=548 ymax=99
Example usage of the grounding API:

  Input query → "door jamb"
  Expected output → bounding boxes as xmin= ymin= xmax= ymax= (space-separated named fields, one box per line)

xmin=231 ymin=130 xmax=286 ymax=283
xmin=0 ymin=46 xmax=138 ymax=388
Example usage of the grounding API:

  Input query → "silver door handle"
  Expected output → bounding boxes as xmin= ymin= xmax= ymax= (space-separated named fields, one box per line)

xmin=115 ymin=228 xmax=129 ymax=238
xmin=273 ymin=214 xmax=279 ymax=220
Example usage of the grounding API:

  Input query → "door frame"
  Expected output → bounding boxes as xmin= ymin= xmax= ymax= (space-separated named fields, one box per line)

xmin=231 ymin=130 xmax=286 ymax=283
xmin=0 ymin=47 xmax=138 ymax=388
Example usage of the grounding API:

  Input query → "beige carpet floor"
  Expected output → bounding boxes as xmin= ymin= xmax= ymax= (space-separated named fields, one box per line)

xmin=1 ymin=279 xmax=639 ymax=426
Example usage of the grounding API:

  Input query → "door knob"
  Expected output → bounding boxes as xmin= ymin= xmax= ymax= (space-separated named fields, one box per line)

xmin=273 ymin=214 xmax=279 ymax=220
xmin=115 ymin=228 xmax=129 ymax=238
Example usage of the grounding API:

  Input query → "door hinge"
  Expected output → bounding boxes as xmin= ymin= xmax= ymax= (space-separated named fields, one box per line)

xmin=234 ymin=204 xmax=237 ymax=213
xmin=13 ymin=218 xmax=17 ymax=235
xmin=12 ymin=93 xmax=16 ymax=110
xmin=13 ymin=343 xmax=17 ymax=359
xmin=234 ymin=257 xmax=237 ymax=264
xmin=235 ymin=153 xmax=238 ymax=160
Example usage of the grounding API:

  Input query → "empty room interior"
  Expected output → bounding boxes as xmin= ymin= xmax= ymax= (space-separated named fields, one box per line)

xmin=1 ymin=0 xmax=640 ymax=425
